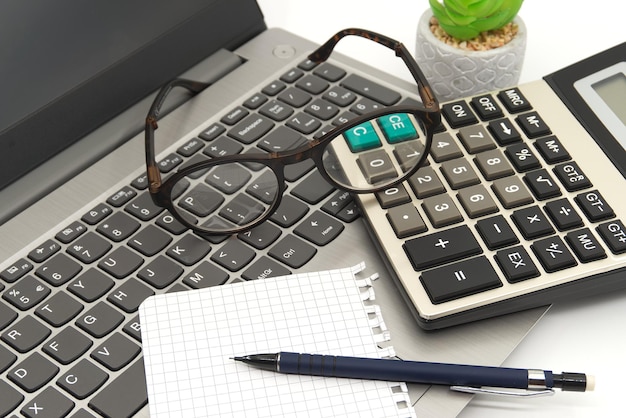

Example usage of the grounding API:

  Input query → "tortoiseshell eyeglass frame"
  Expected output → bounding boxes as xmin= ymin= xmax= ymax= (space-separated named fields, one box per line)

xmin=144 ymin=28 xmax=441 ymax=236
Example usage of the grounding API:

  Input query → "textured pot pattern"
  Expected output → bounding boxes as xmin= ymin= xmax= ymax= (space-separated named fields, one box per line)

xmin=415 ymin=10 xmax=527 ymax=102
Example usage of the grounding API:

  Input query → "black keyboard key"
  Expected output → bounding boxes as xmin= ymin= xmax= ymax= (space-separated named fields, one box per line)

xmin=487 ymin=118 xmax=522 ymax=145
xmin=35 ymin=291 xmax=83 ymax=327
xmin=8 ymin=352 xmax=59 ymax=392
xmin=36 ymin=253 xmax=82 ymax=286
xmin=97 ymin=246 xmax=144 ymax=279
xmin=497 ymin=88 xmax=532 ymax=113
xmin=57 ymin=359 xmax=108 ymax=399
xmin=258 ymin=126 xmax=306 ymax=153
xmin=270 ymin=195 xmax=309 ymax=227
xmin=553 ymin=161 xmax=592 ymax=191
xmin=597 ymin=220 xmax=626 ymax=254
xmin=442 ymin=100 xmax=478 ymax=128
xmin=512 ymin=206 xmax=555 ymax=239
xmin=220 ymin=106 xmax=249 ymax=125
xmin=294 ymin=211 xmax=345 ymax=246
xmin=238 ymin=222 xmax=282 ymax=250
xmin=286 ymin=112 xmax=322 ymax=134
xmin=137 ymin=255 xmax=183 ymax=289
xmin=420 ymin=256 xmax=501 ymax=303
xmin=68 ymin=268 xmax=115 ymax=303
xmin=277 ymin=87 xmax=311 ymax=107
xmin=495 ymin=245 xmax=540 ymax=283
xmin=21 ymin=387 xmax=74 ymax=418
xmin=313 ymin=62 xmax=346 ymax=82
xmin=565 ymin=228 xmax=606 ymax=263
xmin=67 ymin=232 xmax=112 ymax=264
xmin=475 ymin=215 xmax=519 ymax=250
xmin=155 ymin=211 xmax=189 ymax=235
xmin=166 ymin=233 xmax=212 ymax=266
xmin=304 ymin=98 xmax=339 ymax=120
xmin=504 ymin=142 xmax=541 ymax=172
xmin=107 ymin=278 xmax=154 ymax=313
xmin=0 ymin=300 xmax=18 ymax=331
xmin=470 ymin=94 xmax=504 ymax=120
xmin=534 ymin=136 xmax=570 ymax=163
xmin=124 ymin=193 xmax=164 ymax=222
xmin=516 ymin=111 xmax=551 ymax=138
xmin=210 ymin=240 xmax=255 ymax=272
xmin=341 ymin=74 xmax=400 ymax=105
xmin=56 ymin=221 xmax=88 ymax=243
xmin=262 ymin=80 xmax=287 ymax=96
xmin=128 ymin=225 xmax=172 ymax=256
xmin=404 ymin=225 xmax=482 ymax=271
xmin=524 ymin=169 xmax=561 ymax=200
xmin=179 ymin=184 xmax=224 ymax=217
xmin=1 ymin=342 xmax=17 ymax=372
xmin=575 ymin=190 xmax=615 ymax=222
xmin=350 ymin=98 xmax=384 ymax=115
xmin=91 ymin=332 xmax=140 ymax=371
xmin=97 ymin=212 xmax=140 ymax=242
xmin=323 ymin=85 xmax=357 ymax=107
xmin=131 ymin=173 xmax=149 ymax=190
xmin=88 ymin=358 xmax=148 ymax=418
xmin=3 ymin=275 xmax=50 ymax=310
xmin=291 ymin=170 xmax=335 ymax=204
xmin=182 ymin=261 xmax=230 ymax=289
xmin=81 ymin=203 xmax=113 ymax=225
xmin=157 ymin=153 xmax=183 ymax=173
xmin=76 ymin=301 xmax=123 ymax=338
xmin=202 ymin=136 xmax=244 ymax=158
xmin=532 ymin=236 xmax=578 ymax=272
xmin=0 ymin=379 xmax=23 ymax=416
xmin=198 ymin=123 xmax=226 ymax=141
xmin=176 ymin=137 xmax=204 ymax=157
xmin=242 ymin=256 xmax=291 ymax=281
xmin=280 ymin=67 xmax=304 ymax=83
xmin=544 ymin=198 xmax=583 ymax=231
xmin=259 ymin=100 xmax=294 ymax=121
xmin=28 ymin=239 xmax=61 ymax=263
xmin=123 ymin=315 xmax=143 ymax=342
xmin=42 ymin=326 xmax=92 ymax=365
xmin=269 ymin=234 xmax=317 ymax=269
xmin=227 ymin=114 xmax=274 ymax=145
xmin=1 ymin=258 xmax=33 ymax=283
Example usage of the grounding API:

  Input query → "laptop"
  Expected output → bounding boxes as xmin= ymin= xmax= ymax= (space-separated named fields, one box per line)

xmin=0 ymin=0 xmax=586 ymax=416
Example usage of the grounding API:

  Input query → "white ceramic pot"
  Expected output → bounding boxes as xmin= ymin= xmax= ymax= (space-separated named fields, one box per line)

xmin=414 ymin=9 xmax=527 ymax=102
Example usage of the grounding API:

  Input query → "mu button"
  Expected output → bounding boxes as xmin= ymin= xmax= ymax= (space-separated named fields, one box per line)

xmin=420 ymin=256 xmax=502 ymax=304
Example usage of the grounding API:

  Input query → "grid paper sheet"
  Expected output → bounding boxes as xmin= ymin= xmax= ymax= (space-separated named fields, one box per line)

xmin=139 ymin=262 xmax=415 ymax=418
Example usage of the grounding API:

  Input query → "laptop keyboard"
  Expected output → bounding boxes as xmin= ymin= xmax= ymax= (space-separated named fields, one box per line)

xmin=2 ymin=53 xmax=626 ymax=416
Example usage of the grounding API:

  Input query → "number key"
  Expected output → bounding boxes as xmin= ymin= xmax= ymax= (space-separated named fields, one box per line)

xmin=440 ymin=158 xmax=480 ymax=190
xmin=422 ymin=194 xmax=463 ymax=227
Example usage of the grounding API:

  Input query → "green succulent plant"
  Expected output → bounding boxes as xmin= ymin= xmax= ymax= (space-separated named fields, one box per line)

xmin=429 ymin=0 xmax=524 ymax=41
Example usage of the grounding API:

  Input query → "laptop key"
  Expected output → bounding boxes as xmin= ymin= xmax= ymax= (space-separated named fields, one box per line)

xmin=128 ymin=225 xmax=172 ymax=256
xmin=1 ymin=258 xmax=33 ymax=283
xmin=36 ymin=253 xmax=82 ymax=286
xmin=0 ymin=379 xmax=23 ymax=417
xmin=67 ymin=232 xmax=112 ymax=264
xmin=8 ymin=352 xmax=59 ymax=392
xmin=341 ymin=74 xmax=400 ymax=106
xmin=76 ymin=301 xmax=123 ymax=338
xmin=211 ymin=239 xmax=255 ymax=272
xmin=166 ymin=233 xmax=212 ymax=266
xmin=137 ymin=256 xmax=183 ymax=289
xmin=55 ymin=221 xmax=88 ymax=244
xmin=91 ymin=332 xmax=140 ymax=371
xmin=68 ymin=268 xmax=115 ymax=303
xmin=81 ymin=203 xmax=113 ymax=225
xmin=123 ymin=315 xmax=142 ymax=342
xmin=42 ymin=326 xmax=92 ymax=365
xmin=97 ymin=246 xmax=144 ymax=279
xmin=107 ymin=278 xmax=154 ymax=313
xmin=268 ymin=234 xmax=317 ymax=269
xmin=57 ymin=358 xmax=108 ymax=400
xmin=1 ymin=341 xmax=17 ymax=372
xmin=88 ymin=358 xmax=148 ymax=418
xmin=294 ymin=210 xmax=345 ymax=246
xmin=242 ymin=256 xmax=291 ymax=281
xmin=3 ymin=275 xmax=51 ymax=310
xmin=124 ymin=193 xmax=164 ymax=221
xmin=291 ymin=170 xmax=336 ymax=204
xmin=35 ymin=291 xmax=84 ymax=327
xmin=182 ymin=261 xmax=230 ymax=289
xmin=28 ymin=239 xmax=61 ymax=263
xmin=21 ymin=387 xmax=74 ymax=418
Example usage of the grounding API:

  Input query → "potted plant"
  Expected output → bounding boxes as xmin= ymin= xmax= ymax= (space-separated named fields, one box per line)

xmin=415 ymin=0 xmax=526 ymax=101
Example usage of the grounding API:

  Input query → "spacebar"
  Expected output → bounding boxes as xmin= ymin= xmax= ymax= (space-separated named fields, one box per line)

xmin=89 ymin=358 xmax=148 ymax=418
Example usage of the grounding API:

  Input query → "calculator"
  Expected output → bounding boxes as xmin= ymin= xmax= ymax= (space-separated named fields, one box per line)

xmin=351 ymin=42 xmax=626 ymax=329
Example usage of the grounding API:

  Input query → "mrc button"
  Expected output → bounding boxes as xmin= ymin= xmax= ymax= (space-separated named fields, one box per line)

xmin=497 ymin=87 xmax=532 ymax=113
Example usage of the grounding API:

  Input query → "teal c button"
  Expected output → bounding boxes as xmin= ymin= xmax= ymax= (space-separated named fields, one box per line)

xmin=377 ymin=114 xmax=418 ymax=143
xmin=343 ymin=121 xmax=381 ymax=152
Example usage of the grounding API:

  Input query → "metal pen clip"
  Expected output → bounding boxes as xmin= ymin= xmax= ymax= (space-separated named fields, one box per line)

xmin=450 ymin=386 xmax=556 ymax=397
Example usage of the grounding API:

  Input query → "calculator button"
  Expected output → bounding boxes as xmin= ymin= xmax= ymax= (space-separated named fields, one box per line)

xmin=375 ymin=184 xmax=412 ymax=208
xmin=474 ymin=149 xmax=514 ymax=180
xmin=403 ymin=225 xmax=482 ymax=271
xmin=565 ymin=228 xmax=606 ymax=263
xmin=516 ymin=111 xmax=551 ymax=138
xmin=442 ymin=100 xmax=478 ymax=128
xmin=393 ymin=141 xmax=427 ymax=172
xmin=378 ymin=113 xmax=418 ymax=143
xmin=488 ymin=118 xmax=522 ymax=145
xmin=497 ymin=88 xmax=532 ymax=113
xmin=523 ymin=169 xmax=561 ymax=200
xmin=512 ymin=206 xmax=555 ymax=239
xmin=505 ymin=143 xmax=541 ymax=172
xmin=597 ymin=220 xmax=626 ymax=254
xmin=544 ymin=198 xmax=583 ymax=231
xmin=440 ymin=158 xmax=480 ymax=190
xmin=491 ymin=176 xmax=534 ymax=209
xmin=407 ymin=166 xmax=446 ymax=199
xmin=430 ymin=132 xmax=464 ymax=162
xmin=357 ymin=149 xmax=398 ymax=184
xmin=457 ymin=125 xmax=496 ymax=154
xmin=422 ymin=194 xmax=463 ymax=228
xmin=457 ymin=184 xmax=498 ymax=218
xmin=531 ymin=236 xmax=577 ymax=272
xmin=476 ymin=215 xmax=519 ymax=250
xmin=420 ymin=256 xmax=501 ymax=303
xmin=575 ymin=190 xmax=615 ymax=222
xmin=387 ymin=204 xmax=427 ymax=238
xmin=495 ymin=246 xmax=540 ymax=283
xmin=470 ymin=94 xmax=503 ymax=120
xmin=553 ymin=161 xmax=592 ymax=191
xmin=534 ymin=136 xmax=570 ymax=163
xmin=343 ymin=120 xmax=381 ymax=152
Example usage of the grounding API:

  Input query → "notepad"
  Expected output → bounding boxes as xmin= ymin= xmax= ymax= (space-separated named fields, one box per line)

xmin=139 ymin=262 xmax=416 ymax=418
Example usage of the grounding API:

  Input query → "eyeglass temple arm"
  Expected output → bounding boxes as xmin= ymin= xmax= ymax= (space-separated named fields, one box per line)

xmin=308 ymin=28 xmax=439 ymax=111
xmin=145 ymin=78 xmax=210 ymax=192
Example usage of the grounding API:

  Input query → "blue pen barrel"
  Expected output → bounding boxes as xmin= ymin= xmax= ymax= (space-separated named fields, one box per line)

xmin=279 ymin=352 xmax=531 ymax=389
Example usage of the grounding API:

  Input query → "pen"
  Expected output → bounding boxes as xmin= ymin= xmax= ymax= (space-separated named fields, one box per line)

xmin=233 ymin=352 xmax=595 ymax=396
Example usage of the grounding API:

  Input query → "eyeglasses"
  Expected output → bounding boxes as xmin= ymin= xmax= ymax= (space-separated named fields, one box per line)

xmin=145 ymin=28 xmax=441 ymax=236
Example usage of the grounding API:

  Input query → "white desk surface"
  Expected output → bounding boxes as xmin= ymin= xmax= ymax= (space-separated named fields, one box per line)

xmin=258 ymin=1 xmax=626 ymax=416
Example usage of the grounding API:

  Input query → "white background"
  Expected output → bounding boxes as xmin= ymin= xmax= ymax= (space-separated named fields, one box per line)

xmin=257 ymin=1 xmax=626 ymax=417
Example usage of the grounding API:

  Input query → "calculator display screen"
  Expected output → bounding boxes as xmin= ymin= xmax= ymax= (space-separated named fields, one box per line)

xmin=592 ymin=73 xmax=626 ymax=126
